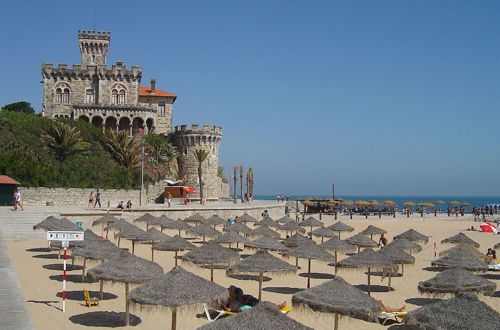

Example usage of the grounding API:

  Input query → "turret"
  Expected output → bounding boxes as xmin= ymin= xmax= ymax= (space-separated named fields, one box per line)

xmin=78 ymin=30 xmax=111 ymax=65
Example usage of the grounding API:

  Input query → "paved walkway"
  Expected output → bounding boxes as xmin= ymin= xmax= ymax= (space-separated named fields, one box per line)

xmin=0 ymin=232 xmax=36 ymax=330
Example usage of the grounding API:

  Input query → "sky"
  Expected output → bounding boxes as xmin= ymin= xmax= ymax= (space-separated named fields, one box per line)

xmin=1 ymin=1 xmax=499 ymax=196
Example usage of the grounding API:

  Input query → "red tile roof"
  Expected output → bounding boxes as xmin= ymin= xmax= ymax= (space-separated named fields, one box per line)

xmin=138 ymin=86 xmax=177 ymax=100
xmin=0 ymin=175 xmax=19 ymax=185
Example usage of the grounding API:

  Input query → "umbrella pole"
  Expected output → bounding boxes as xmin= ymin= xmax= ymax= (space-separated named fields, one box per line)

xmin=334 ymin=251 xmax=338 ymax=275
xmin=401 ymin=263 xmax=404 ymax=275
xmin=174 ymin=250 xmax=178 ymax=267
xmin=321 ymin=236 xmax=324 ymax=244
xmin=210 ymin=265 xmax=214 ymax=282
xmin=125 ymin=283 xmax=130 ymax=326
xmin=338 ymin=231 xmax=341 ymax=239
xmin=388 ymin=270 xmax=392 ymax=292
xmin=334 ymin=312 xmax=339 ymax=330
xmin=106 ymin=226 xmax=109 ymax=239
xmin=295 ymin=257 xmax=298 ymax=268
xmin=307 ymin=258 xmax=311 ymax=289
xmin=151 ymin=246 xmax=154 ymax=261
xmin=171 ymin=307 xmax=177 ymax=330
xmin=99 ymin=280 xmax=104 ymax=300
xmin=178 ymin=229 xmax=181 ymax=236
xmin=118 ymin=237 xmax=120 ymax=247
xmin=258 ymin=272 xmax=263 ymax=300
xmin=81 ymin=258 xmax=86 ymax=282
xmin=367 ymin=267 xmax=371 ymax=296
xmin=132 ymin=241 xmax=135 ymax=254
xmin=146 ymin=223 xmax=149 ymax=231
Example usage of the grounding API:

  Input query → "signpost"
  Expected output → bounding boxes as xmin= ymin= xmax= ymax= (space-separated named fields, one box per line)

xmin=47 ymin=231 xmax=84 ymax=312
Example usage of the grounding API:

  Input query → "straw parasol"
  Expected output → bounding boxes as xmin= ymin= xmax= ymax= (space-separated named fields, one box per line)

xmin=203 ymin=215 xmax=226 ymax=228
xmin=180 ymin=241 xmax=240 ymax=281
xmin=320 ymin=237 xmax=356 ymax=274
xmin=282 ymin=233 xmax=314 ymax=249
xmin=150 ymin=215 xmax=175 ymax=232
xmin=183 ymin=213 xmax=206 ymax=225
xmin=92 ymin=214 xmax=121 ymax=238
xmin=403 ymin=201 xmax=415 ymax=207
xmin=336 ymin=248 xmax=397 ymax=295
xmin=385 ymin=238 xmax=422 ymax=255
xmin=285 ymin=242 xmax=333 ymax=288
xmin=345 ymin=233 xmax=378 ymax=252
xmin=50 ymin=229 xmax=101 ymax=250
xmin=33 ymin=216 xmax=82 ymax=232
xmin=234 ymin=213 xmax=257 ymax=224
xmin=276 ymin=215 xmax=295 ymax=224
xmin=292 ymin=276 xmax=382 ymax=330
xmin=435 ymin=200 xmax=445 ymax=205
xmin=153 ymin=235 xmax=196 ymax=266
xmin=449 ymin=200 xmax=460 ymax=205
xmin=87 ymin=251 xmax=163 ymax=325
xmin=129 ymin=266 xmax=227 ymax=330
xmin=418 ymin=268 xmax=496 ymax=296
xmin=360 ymin=225 xmax=387 ymax=240
xmin=255 ymin=217 xmax=279 ymax=228
xmin=310 ymin=227 xmax=336 ymax=243
xmin=139 ymin=228 xmax=170 ymax=261
xmin=393 ymin=229 xmax=429 ymax=244
xmin=279 ymin=221 xmax=306 ymax=235
xmin=244 ymin=236 xmax=288 ymax=252
xmin=354 ymin=200 xmax=369 ymax=206
xmin=199 ymin=301 xmax=313 ymax=330
xmin=379 ymin=245 xmax=414 ymax=287
xmin=214 ymin=231 xmax=249 ymax=249
xmin=116 ymin=227 xmax=148 ymax=253
xmin=461 ymin=202 xmax=470 ymax=207
xmin=405 ymin=294 xmax=500 ymax=330
xmin=73 ymin=240 xmax=122 ymax=285
xmin=439 ymin=244 xmax=484 ymax=260
xmin=300 ymin=217 xmax=323 ymax=233
xmin=133 ymin=213 xmax=157 ymax=230
xmin=225 ymin=222 xmax=252 ymax=235
xmin=187 ymin=223 xmax=221 ymax=242
xmin=248 ymin=225 xmax=280 ymax=239
xmin=383 ymin=200 xmax=396 ymax=207
xmin=431 ymin=249 xmax=489 ymax=272
xmin=441 ymin=233 xmax=480 ymax=248
xmin=158 ymin=218 xmax=191 ymax=236
xmin=327 ymin=221 xmax=354 ymax=238
xmin=105 ymin=220 xmax=138 ymax=240
xmin=227 ymin=250 xmax=297 ymax=300
xmin=341 ymin=200 xmax=353 ymax=206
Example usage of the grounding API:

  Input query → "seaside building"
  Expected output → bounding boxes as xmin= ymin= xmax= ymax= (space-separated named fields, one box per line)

xmin=40 ymin=30 xmax=228 ymax=201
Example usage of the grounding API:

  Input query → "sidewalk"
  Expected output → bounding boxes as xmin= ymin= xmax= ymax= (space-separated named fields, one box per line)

xmin=0 ymin=232 xmax=36 ymax=330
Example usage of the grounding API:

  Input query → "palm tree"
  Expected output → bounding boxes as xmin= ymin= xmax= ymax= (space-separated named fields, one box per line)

xmin=102 ymin=130 xmax=141 ymax=169
xmin=143 ymin=134 xmax=179 ymax=181
xmin=192 ymin=149 xmax=209 ymax=204
xmin=42 ymin=121 xmax=90 ymax=161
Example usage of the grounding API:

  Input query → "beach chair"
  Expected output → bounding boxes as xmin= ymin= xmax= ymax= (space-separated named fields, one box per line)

xmin=375 ymin=311 xmax=407 ymax=325
xmin=203 ymin=303 xmax=292 ymax=321
xmin=83 ymin=289 xmax=99 ymax=307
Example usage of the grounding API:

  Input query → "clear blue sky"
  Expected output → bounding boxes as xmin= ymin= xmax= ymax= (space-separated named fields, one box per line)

xmin=1 ymin=1 xmax=499 ymax=196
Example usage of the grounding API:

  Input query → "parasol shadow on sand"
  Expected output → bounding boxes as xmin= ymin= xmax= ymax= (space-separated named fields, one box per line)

xmin=227 ymin=250 xmax=297 ymax=300
xmin=87 ymin=251 xmax=163 ymax=326
xmin=129 ymin=266 xmax=226 ymax=330
xmin=418 ymin=268 xmax=496 ymax=297
xmin=69 ymin=311 xmax=142 ymax=327
xmin=153 ymin=235 xmax=196 ymax=266
xmin=327 ymin=221 xmax=354 ymax=239
xmin=292 ymin=276 xmax=381 ymax=330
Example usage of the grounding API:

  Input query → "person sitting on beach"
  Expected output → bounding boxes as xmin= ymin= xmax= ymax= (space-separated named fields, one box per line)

xmin=221 ymin=286 xmax=285 ymax=312
xmin=117 ymin=201 xmax=124 ymax=210
xmin=126 ymin=200 xmax=132 ymax=209
xmin=485 ymin=249 xmax=496 ymax=264
xmin=378 ymin=300 xmax=405 ymax=312
xmin=378 ymin=233 xmax=388 ymax=247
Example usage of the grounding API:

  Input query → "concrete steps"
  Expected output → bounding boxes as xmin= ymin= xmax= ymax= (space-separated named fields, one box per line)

xmin=0 ymin=211 xmax=60 ymax=240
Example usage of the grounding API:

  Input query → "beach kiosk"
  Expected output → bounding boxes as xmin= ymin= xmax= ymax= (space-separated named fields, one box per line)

xmin=164 ymin=186 xmax=196 ymax=204
xmin=0 ymin=175 xmax=19 ymax=206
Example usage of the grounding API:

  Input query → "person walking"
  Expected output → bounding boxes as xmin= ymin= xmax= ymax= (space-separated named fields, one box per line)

xmin=88 ymin=191 xmax=95 ymax=209
xmin=94 ymin=189 xmax=101 ymax=209
xmin=13 ymin=189 xmax=23 ymax=211
xmin=166 ymin=192 xmax=172 ymax=207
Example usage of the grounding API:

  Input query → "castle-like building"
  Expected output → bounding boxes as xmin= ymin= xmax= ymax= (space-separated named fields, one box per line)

xmin=41 ymin=30 xmax=227 ymax=201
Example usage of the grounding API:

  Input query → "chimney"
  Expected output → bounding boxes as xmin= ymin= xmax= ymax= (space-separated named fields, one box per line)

xmin=150 ymin=79 xmax=156 ymax=94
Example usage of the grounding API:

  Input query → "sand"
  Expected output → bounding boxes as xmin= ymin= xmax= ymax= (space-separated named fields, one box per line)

xmin=5 ymin=213 xmax=500 ymax=329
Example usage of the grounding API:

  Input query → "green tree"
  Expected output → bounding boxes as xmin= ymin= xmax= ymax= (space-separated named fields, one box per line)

xmin=1 ymin=101 xmax=35 ymax=114
xmin=101 ymin=130 xmax=141 ymax=169
xmin=142 ymin=134 xmax=179 ymax=182
xmin=42 ymin=121 xmax=90 ymax=161
xmin=193 ymin=149 xmax=209 ymax=204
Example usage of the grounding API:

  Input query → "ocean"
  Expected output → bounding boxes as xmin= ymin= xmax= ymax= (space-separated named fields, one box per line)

xmin=254 ymin=195 xmax=500 ymax=209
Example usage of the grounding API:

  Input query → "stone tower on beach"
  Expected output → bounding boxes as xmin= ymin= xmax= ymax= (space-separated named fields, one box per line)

xmin=171 ymin=125 xmax=223 ymax=201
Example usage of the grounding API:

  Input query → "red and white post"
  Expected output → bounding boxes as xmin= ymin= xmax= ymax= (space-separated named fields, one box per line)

xmin=62 ymin=242 xmax=68 ymax=312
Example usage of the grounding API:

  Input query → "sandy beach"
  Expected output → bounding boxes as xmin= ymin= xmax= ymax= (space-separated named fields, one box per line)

xmin=5 ymin=213 xmax=500 ymax=329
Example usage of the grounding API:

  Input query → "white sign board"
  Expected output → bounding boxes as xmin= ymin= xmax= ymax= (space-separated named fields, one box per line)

xmin=47 ymin=231 xmax=85 ymax=241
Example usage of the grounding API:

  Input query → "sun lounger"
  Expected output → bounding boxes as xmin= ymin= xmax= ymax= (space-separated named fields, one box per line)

xmin=203 ymin=303 xmax=292 ymax=321
xmin=375 ymin=311 xmax=407 ymax=325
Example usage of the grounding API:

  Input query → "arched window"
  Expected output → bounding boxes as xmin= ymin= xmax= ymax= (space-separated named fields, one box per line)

xmin=158 ymin=102 xmax=165 ymax=116
xmin=112 ymin=89 xmax=118 ymax=105
xmin=85 ymin=89 xmax=95 ymax=104
xmin=119 ymin=90 xmax=126 ymax=104
xmin=63 ymin=89 xmax=70 ymax=104
xmin=55 ymin=88 xmax=62 ymax=103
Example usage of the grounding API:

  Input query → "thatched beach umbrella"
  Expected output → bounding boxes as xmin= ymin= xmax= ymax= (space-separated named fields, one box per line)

xmin=320 ymin=237 xmax=356 ymax=274
xmin=34 ymin=216 xmax=82 ymax=232
xmin=180 ymin=241 xmax=240 ymax=281
xmin=227 ymin=250 xmax=297 ymax=299
xmin=360 ymin=225 xmax=387 ymax=240
xmin=159 ymin=218 xmax=191 ymax=236
xmin=345 ymin=233 xmax=378 ymax=252
xmin=187 ymin=223 xmax=221 ymax=242
xmin=234 ymin=213 xmax=257 ymax=224
xmin=431 ymin=249 xmax=488 ymax=272
xmin=403 ymin=201 xmax=415 ymax=207
xmin=92 ymin=214 xmax=121 ymax=238
xmin=73 ymin=240 xmax=122 ymax=285
xmin=441 ymin=233 xmax=480 ymax=248
xmin=393 ymin=229 xmax=429 ymax=244
xmin=150 ymin=215 xmax=175 ymax=232
xmin=282 ymin=233 xmax=314 ymax=249
xmin=203 ymin=215 xmax=226 ymax=229
xmin=87 ymin=251 xmax=163 ymax=325
xmin=214 ymin=231 xmax=249 ymax=249
xmin=439 ymin=244 xmax=484 ymax=260
xmin=449 ymin=200 xmax=460 ymax=205
xmin=105 ymin=220 xmax=138 ymax=241
xmin=310 ymin=227 xmax=336 ymax=243
xmin=249 ymin=225 xmax=280 ymax=239
xmin=50 ymin=229 xmax=101 ymax=250
xmin=276 ymin=215 xmax=295 ymax=224
xmin=153 ymin=235 xmax=196 ymax=266
xmin=255 ymin=217 xmax=279 ymax=228
xmin=116 ymin=227 xmax=148 ymax=253
xmin=199 ymin=301 xmax=313 ymax=330
xmin=327 ymin=221 xmax=354 ymax=238
xmin=405 ymin=294 xmax=500 ymax=330
xmin=336 ymin=248 xmax=397 ymax=295
xmin=129 ymin=266 xmax=226 ymax=330
xmin=385 ymin=238 xmax=422 ymax=255
xmin=183 ymin=213 xmax=206 ymax=225
xmin=279 ymin=221 xmax=305 ymax=236
xmin=225 ymin=222 xmax=252 ymax=235
xmin=379 ymin=245 xmax=415 ymax=276
xmin=300 ymin=217 xmax=323 ymax=233
xmin=292 ymin=276 xmax=382 ymax=330
xmin=245 ymin=236 xmax=288 ymax=252
xmin=133 ymin=213 xmax=157 ymax=230
xmin=285 ymin=242 xmax=333 ymax=288
xmin=418 ymin=268 xmax=496 ymax=296
xmin=139 ymin=228 xmax=170 ymax=261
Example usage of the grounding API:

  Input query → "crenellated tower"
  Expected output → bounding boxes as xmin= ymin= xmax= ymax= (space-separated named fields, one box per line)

xmin=171 ymin=125 xmax=223 ymax=201
xmin=78 ymin=30 xmax=110 ymax=65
